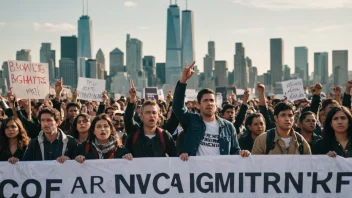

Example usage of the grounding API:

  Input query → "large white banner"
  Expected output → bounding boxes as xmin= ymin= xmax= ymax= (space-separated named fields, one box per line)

xmin=1 ymin=156 xmax=352 ymax=198
xmin=8 ymin=60 xmax=49 ymax=99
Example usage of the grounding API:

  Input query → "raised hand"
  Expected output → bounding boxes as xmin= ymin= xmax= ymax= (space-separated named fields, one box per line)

xmin=180 ymin=61 xmax=196 ymax=83
xmin=346 ymin=80 xmax=352 ymax=94
xmin=102 ymin=90 xmax=108 ymax=103
xmin=257 ymin=82 xmax=265 ymax=94
xmin=242 ymin=90 xmax=249 ymax=104
xmin=129 ymin=79 xmax=137 ymax=103
xmin=55 ymin=78 xmax=63 ymax=94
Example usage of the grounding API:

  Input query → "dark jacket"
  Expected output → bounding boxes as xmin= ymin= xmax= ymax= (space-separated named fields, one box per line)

xmin=172 ymin=81 xmax=241 ymax=156
xmin=239 ymin=133 xmax=255 ymax=152
xmin=0 ymin=147 xmax=26 ymax=161
xmin=22 ymin=129 xmax=77 ymax=161
xmin=125 ymin=126 xmax=177 ymax=157
xmin=59 ymin=118 xmax=73 ymax=135
xmin=313 ymin=138 xmax=352 ymax=158
xmin=75 ymin=141 xmax=129 ymax=159
xmin=17 ymin=109 xmax=41 ymax=139
xmin=233 ymin=104 xmax=248 ymax=135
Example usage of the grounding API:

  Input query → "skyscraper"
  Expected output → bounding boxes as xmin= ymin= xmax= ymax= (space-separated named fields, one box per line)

xmin=270 ymin=38 xmax=284 ymax=86
xmin=156 ymin=63 xmax=166 ymax=84
xmin=314 ymin=52 xmax=329 ymax=84
xmin=143 ymin=56 xmax=156 ymax=87
xmin=60 ymin=36 xmax=78 ymax=87
xmin=250 ymin=67 xmax=258 ymax=88
xmin=2 ymin=62 xmax=9 ymax=89
xmin=16 ymin=49 xmax=31 ymax=62
xmin=40 ymin=43 xmax=55 ymax=83
xmin=214 ymin=61 xmax=228 ymax=87
xmin=294 ymin=47 xmax=308 ymax=85
xmin=165 ymin=1 xmax=181 ymax=84
xmin=96 ymin=49 xmax=105 ymax=71
xmin=126 ymin=34 xmax=144 ymax=89
xmin=284 ymin=65 xmax=291 ymax=80
xmin=208 ymin=41 xmax=215 ymax=60
xmin=234 ymin=43 xmax=248 ymax=88
xmin=181 ymin=9 xmax=195 ymax=69
xmin=110 ymin=48 xmax=124 ymax=76
xmin=78 ymin=15 xmax=92 ymax=59
xmin=333 ymin=50 xmax=348 ymax=86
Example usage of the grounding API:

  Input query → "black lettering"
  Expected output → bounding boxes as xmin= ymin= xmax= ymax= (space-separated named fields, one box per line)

xmin=196 ymin=173 xmax=213 ymax=193
xmin=153 ymin=173 xmax=170 ymax=194
xmin=245 ymin=173 xmax=262 ymax=193
xmin=136 ymin=174 xmax=151 ymax=194
xmin=21 ymin=179 xmax=41 ymax=198
xmin=46 ymin=179 xmax=62 ymax=198
xmin=285 ymin=172 xmax=303 ymax=193
xmin=171 ymin=174 xmax=184 ymax=193
xmin=215 ymin=173 xmax=234 ymax=193
xmin=115 ymin=175 xmax=135 ymax=194
xmin=190 ymin=173 xmax=195 ymax=193
xmin=264 ymin=173 xmax=282 ymax=193
xmin=336 ymin=172 xmax=352 ymax=193
xmin=91 ymin=176 xmax=105 ymax=193
xmin=71 ymin=177 xmax=87 ymax=194
xmin=239 ymin=173 xmax=243 ymax=193
xmin=0 ymin=179 xmax=19 ymax=198
xmin=312 ymin=172 xmax=332 ymax=193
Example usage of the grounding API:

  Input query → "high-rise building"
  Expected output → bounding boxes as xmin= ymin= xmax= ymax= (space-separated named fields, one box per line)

xmin=314 ymin=52 xmax=329 ymax=84
xmin=126 ymin=34 xmax=143 ymax=75
xmin=55 ymin=67 xmax=60 ymax=79
xmin=249 ymin=66 xmax=258 ymax=88
xmin=143 ymin=56 xmax=156 ymax=87
xmin=156 ymin=63 xmax=166 ymax=85
xmin=204 ymin=54 xmax=214 ymax=78
xmin=181 ymin=9 xmax=195 ymax=69
xmin=60 ymin=36 xmax=78 ymax=87
xmin=294 ymin=47 xmax=308 ymax=85
xmin=214 ymin=61 xmax=228 ymax=87
xmin=2 ymin=62 xmax=9 ymax=89
xmin=284 ymin=65 xmax=291 ymax=80
xmin=332 ymin=50 xmax=348 ymax=86
xmin=96 ymin=49 xmax=105 ymax=71
xmin=78 ymin=57 xmax=87 ymax=77
xmin=40 ymin=43 xmax=55 ymax=82
xmin=16 ymin=49 xmax=31 ymax=62
xmin=86 ymin=59 xmax=104 ymax=79
xmin=61 ymin=36 xmax=78 ymax=60
xmin=208 ymin=41 xmax=215 ymax=60
xmin=78 ymin=15 xmax=92 ymax=59
xmin=110 ymin=48 xmax=124 ymax=76
xmin=270 ymin=38 xmax=284 ymax=86
xmin=234 ymin=43 xmax=248 ymax=88
xmin=165 ymin=2 xmax=181 ymax=84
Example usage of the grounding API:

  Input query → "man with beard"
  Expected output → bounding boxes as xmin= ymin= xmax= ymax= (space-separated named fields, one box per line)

xmin=298 ymin=111 xmax=321 ymax=148
xmin=113 ymin=110 xmax=127 ymax=145
xmin=173 ymin=61 xmax=251 ymax=161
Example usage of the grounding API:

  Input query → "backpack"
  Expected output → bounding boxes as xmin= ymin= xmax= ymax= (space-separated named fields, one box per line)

xmin=132 ymin=127 xmax=166 ymax=151
xmin=265 ymin=129 xmax=304 ymax=154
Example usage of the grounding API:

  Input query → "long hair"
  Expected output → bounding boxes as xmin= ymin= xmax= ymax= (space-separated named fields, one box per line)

xmin=70 ymin=113 xmax=91 ymax=139
xmin=87 ymin=114 xmax=122 ymax=149
xmin=0 ymin=118 xmax=30 ymax=156
xmin=323 ymin=106 xmax=352 ymax=151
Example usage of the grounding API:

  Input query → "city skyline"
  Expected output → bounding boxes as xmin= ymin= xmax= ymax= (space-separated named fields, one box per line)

xmin=0 ymin=0 xmax=352 ymax=76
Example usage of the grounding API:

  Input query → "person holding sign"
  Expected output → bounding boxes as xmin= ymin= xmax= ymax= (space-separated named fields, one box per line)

xmin=173 ymin=61 xmax=250 ymax=161
xmin=125 ymin=80 xmax=178 ymax=158
xmin=75 ymin=114 xmax=132 ymax=162
xmin=0 ymin=118 xmax=30 ymax=164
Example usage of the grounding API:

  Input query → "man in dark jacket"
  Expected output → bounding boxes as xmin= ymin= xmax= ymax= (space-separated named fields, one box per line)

xmin=23 ymin=108 xmax=77 ymax=163
xmin=172 ymin=61 xmax=251 ymax=161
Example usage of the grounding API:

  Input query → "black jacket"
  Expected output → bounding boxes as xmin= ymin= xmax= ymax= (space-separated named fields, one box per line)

xmin=239 ymin=133 xmax=255 ymax=151
xmin=313 ymin=138 xmax=352 ymax=158
xmin=0 ymin=147 xmax=26 ymax=161
xmin=75 ymin=141 xmax=129 ymax=159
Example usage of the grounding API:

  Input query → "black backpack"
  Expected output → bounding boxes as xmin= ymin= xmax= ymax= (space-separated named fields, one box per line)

xmin=265 ymin=129 xmax=304 ymax=154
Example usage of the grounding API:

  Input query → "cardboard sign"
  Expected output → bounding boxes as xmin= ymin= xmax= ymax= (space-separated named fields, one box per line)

xmin=144 ymin=87 xmax=158 ymax=101
xmin=216 ymin=93 xmax=223 ymax=108
xmin=158 ymin=89 xmax=165 ymax=100
xmin=185 ymin=89 xmax=197 ymax=102
xmin=8 ymin=60 xmax=49 ymax=99
xmin=281 ymin=79 xmax=306 ymax=101
xmin=77 ymin=77 xmax=106 ymax=102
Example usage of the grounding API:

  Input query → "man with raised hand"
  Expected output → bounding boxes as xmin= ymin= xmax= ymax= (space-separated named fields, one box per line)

xmin=173 ymin=61 xmax=251 ymax=161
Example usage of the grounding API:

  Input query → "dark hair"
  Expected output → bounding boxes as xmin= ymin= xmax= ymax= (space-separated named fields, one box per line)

xmin=301 ymin=106 xmax=311 ymax=114
xmin=299 ymin=111 xmax=316 ymax=123
xmin=0 ymin=118 xmax=30 ymax=157
xmin=66 ymin=102 xmax=80 ymax=111
xmin=321 ymin=99 xmax=339 ymax=112
xmin=88 ymin=114 xmax=122 ymax=148
xmin=221 ymin=104 xmax=235 ymax=114
xmin=141 ymin=100 xmax=159 ymax=113
xmin=272 ymin=99 xmax=281 ymax=107
xmin=322 ymin=106 xmax=352 ymax=151
xmin=274 ymin=102 xmax=294 ymax=116
xmin=38 ymin=108 xmax=60 ymax=122
xmin=245 ymin=113 xmax=265 ymax=130
xmin=197 ymin=88 xmax=216 ymax=104
xmin=104 ymin=107 xmax=115 ymax=114
xmin=70 ymin=113 xmax=91 ymax=139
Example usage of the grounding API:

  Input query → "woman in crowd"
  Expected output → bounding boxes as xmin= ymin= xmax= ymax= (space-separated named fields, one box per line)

xmin=75 ymin=114 xmax=132 ymax=163
xmin=70 ymin=113 xmax=91 ymax=144
xmin=313 ymin=106 xmax=352 ymax=157
xmin=0 ymin=118 xmax=30 ymax=164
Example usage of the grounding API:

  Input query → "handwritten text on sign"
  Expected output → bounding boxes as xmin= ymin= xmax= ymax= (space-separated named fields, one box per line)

xmin=77 ymin=77 xmax=106 ymax=102
xmin=8 ymin=60 xmax=49 ymax=99
xmin=281 ymin=79 xmax=306 ymax=101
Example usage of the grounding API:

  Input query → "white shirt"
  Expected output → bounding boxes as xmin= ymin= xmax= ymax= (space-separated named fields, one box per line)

xmin=281 ymin=136 xmax=292 ymax=148
xmin=196 ymin=120 xmax=220 ymax=156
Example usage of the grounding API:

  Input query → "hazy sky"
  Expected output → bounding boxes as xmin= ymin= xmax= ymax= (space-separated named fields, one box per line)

xmin=0 ymin=0 xmax=351 ymax=76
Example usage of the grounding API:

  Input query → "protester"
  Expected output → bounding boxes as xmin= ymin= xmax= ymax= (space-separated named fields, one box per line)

xmin=0 ymin=118 xmax=30 ymax=164
xmin=60 ymin=102 xmax=80 ymax=134
xmin=70 ymin=113 xmax=91 ymax=144
xmin=113 ymin=110 xmax=127 ymax=145
xmin=23 ymin=108 xmax=78 ymax=163
xmin=75 ymin=114 xmax=132 ymax=163
xmin=239 ymin=113 xmax=266 ymax=151
xmin=173 ymin=61 xmax=251 ymax=161
xmin=313 ymin=106 xmax=352 ymax=157
xmin=298 ymin=111 xmax=321 ymax=148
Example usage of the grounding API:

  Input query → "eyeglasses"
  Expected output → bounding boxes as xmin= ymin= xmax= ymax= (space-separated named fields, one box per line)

xmin=77 ymin=119 xmax=89 ymax=124
xmin=113 ymin=120 xmax=123 ymax=125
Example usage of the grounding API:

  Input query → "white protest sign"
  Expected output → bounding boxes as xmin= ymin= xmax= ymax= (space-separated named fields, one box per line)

xmin=281 ymin=79 xmax=306 ymax=101
xmin=136 ymin=91 xmax=142 ymax=99
xmin=158 ymin=89 xmax=165 ymax=100
xmin=236 ymin=89 xmax=245 ymax=95
xmin=8 ymin=60 xmax=49 ymax=99
xmin=216 ymin=92 xmax=223 ymax=108
xmin=77 ymin=77 xmax=106 ymax=101
xmin=185 ymin=89 xmax=197 ymax=102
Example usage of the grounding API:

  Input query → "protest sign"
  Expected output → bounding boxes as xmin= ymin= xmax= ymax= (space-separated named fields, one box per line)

xmin=158 ymin=89 xmax=165 ymax=100
xmin=0 ymin=156 xmax=351 ymax=198
xmin=77 ymin=77 xmax=106 ymax=102
xmin=8 ymin=60 xmax=49 ymax=99
xmin=216 ymin=87 xmax=227 ymax=100
xmin=144 ymin=87 xmax=158 ymax=101
xmin=185 ymin=89 xmax=197 ymax=102
xmin=281 ymin=79 xmax=306 ymax=101
xmin=216 ymin=93 xmax=223 ymax=108
xmin=136 ymin=91 xmax=142 ymax=99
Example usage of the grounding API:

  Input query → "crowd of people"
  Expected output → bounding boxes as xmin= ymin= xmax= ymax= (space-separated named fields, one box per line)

xmin=0 ymin=61 xmax=352 ymax=165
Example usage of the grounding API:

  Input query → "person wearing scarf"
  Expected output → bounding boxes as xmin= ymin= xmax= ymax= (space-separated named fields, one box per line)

xmin=75 ymin=114 xmax=132 ymax=162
